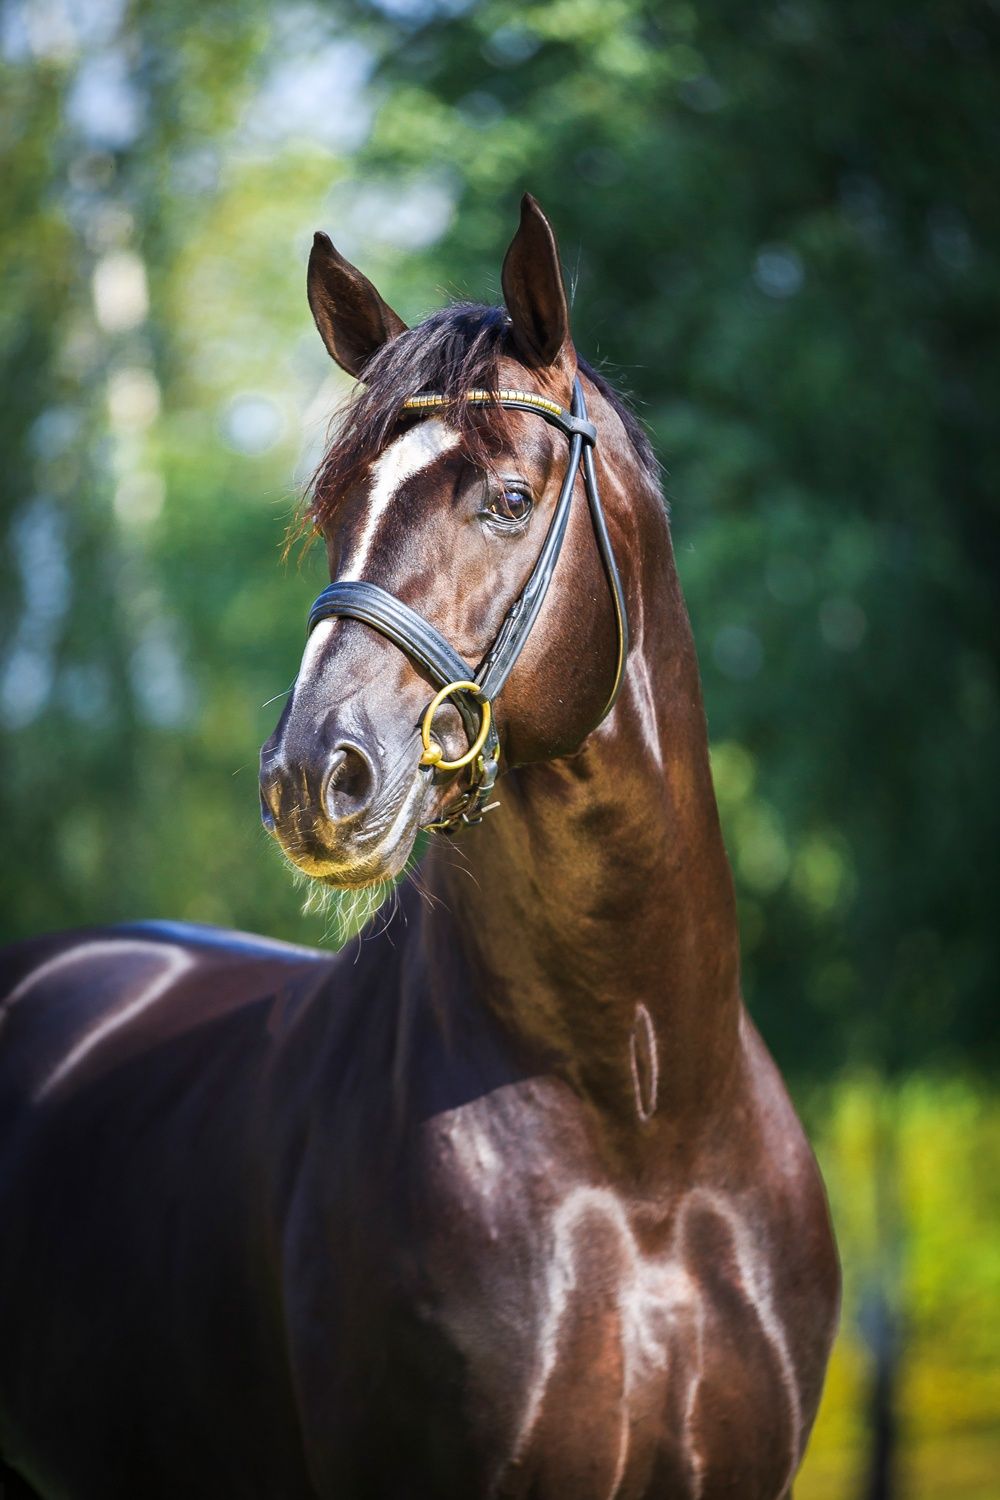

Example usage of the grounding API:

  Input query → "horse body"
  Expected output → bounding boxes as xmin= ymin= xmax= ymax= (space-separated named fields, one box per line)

xmin=0 ymin=916 xmax=833 ymax=1500
xmin=0 ymin=197 xmax=838 ymax=1497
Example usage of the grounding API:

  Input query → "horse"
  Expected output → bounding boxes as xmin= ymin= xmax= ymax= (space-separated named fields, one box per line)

xmin=0 ymin=194 xmax=839 ymax=1499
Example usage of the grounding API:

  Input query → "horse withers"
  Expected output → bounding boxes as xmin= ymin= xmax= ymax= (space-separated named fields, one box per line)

xmin=0 ymin=196 xmax=839 ymax=1499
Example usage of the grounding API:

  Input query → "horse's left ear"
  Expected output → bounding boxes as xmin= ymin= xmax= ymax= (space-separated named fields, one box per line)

xmin=501 ymin=194 xmax=575 ymax=391
xmin=307 ymin=231 xmax=408 ymax=379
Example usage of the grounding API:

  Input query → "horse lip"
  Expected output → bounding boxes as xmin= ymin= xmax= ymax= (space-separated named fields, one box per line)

xmin=277 ymin=764 xmax=430 ymax=887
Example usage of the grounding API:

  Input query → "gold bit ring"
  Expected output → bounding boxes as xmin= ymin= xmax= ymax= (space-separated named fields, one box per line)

xmin=419 ymin=681 xmax=492 ymax=772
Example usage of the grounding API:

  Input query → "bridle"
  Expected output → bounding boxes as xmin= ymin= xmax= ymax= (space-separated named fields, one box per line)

xmin=307 ymin=377 xmax=628 ymax=832
xmin=306 ymin=376 xmax=629 ymax=833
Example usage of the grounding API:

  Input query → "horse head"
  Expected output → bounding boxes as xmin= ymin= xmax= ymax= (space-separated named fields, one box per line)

xmin=259 ymin=195 xmax=638 ymax=888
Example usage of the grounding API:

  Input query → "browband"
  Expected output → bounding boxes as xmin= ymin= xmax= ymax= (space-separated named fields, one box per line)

xmin=401 ymin=388 xmax=598 ymax=446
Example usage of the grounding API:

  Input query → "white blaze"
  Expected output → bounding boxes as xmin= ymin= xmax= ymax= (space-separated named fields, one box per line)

xmin=290 ymin=418 xmax=460 ymax=705
xmin=339 ymin=417 xmax=460 ymax=582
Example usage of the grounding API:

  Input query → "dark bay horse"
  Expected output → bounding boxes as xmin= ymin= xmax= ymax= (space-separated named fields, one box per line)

xmin=0 ymin=196 xmax=839 ymax=1499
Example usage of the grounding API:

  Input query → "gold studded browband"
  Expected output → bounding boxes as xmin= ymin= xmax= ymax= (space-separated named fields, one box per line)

xmin=401 ymin=389 xmax=595 ymax=440
xmin=402 ymin=389 xmax=566 ymax=417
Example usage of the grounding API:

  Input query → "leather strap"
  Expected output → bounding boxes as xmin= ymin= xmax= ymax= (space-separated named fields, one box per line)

xmin=307 ymin=581 xmax=483 ymax=744
xmin=308 ymin=581 xmax=473 ymax=688
xmin=401 ymin=388 xmax=597 ymax=446
xmin=582 ymin=430 xmax=629 ymax=720
xmin=473 ymin=380 xmax=628 ymax=716
xmin=475 ymin=427 xmax=584 ymax=700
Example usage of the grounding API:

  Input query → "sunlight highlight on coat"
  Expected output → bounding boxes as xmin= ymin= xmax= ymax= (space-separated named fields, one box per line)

xmin=628 ymin=654 xmax=664 ymax=770
xmin=297 ymin=617 xmax=336 ymax=682
xmin=690 ymin=1187 xmax=803 ymax=1488
xmin=629 ymin=1002 xmax=659 ymax=1122
xmin=441 ymin=1110 xmax=505 ymax=1201
xmin=510 ymin=1186 xmax=705 ymax=1497
xmin=33 ymin=942 xmax=191 ymax=1099
xmin=4 ymin=940 xmax=125 ymax=1012
xmin=508 ymin=1186 xmax=804 ymax=1499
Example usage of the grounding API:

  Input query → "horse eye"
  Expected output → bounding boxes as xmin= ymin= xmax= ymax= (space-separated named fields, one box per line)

xmin=488 ymin=487 xmax=532 ymax=524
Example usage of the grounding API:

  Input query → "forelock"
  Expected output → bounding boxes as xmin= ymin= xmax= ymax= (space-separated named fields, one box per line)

xmin=309 ymin=304 xmax=513 ymax=534
xmin=305 ymin=302 xmax=661 ymax=537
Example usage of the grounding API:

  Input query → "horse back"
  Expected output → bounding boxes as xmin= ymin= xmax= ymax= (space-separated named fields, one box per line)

xmin=0 ymin=921 xmax=336 ymax=1499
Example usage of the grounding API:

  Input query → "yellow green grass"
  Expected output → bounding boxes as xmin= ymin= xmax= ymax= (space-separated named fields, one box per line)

xmin=797 ymin=1077 xmax=1000 ymax=1498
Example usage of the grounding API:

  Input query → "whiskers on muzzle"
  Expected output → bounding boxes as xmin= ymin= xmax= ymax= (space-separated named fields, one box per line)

xmin=264 ymin=736 xmax=433 ymax=888
xmin=287 ymin=861 xmax=397 ymax=946
xmin=278 ymin=838 xmax=431 ymax=946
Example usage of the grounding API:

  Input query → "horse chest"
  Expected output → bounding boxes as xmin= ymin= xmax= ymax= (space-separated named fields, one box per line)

xmin=403 ymin=1108 xmax=804 ymax=1500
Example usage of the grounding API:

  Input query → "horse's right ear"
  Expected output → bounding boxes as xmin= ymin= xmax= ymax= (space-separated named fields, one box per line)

xmin=307 ymin=232 xmax=408 ymax=378
xmin=501 ymin=194 xmax=574 ymax=391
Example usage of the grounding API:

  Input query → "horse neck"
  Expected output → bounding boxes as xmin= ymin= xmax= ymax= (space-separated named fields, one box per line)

xmin=419 ymin=485 xmax=743 ymax=1144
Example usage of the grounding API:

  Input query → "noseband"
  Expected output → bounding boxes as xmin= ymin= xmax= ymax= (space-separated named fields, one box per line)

xmin=306 ymin=377 xmax=629 ymax=833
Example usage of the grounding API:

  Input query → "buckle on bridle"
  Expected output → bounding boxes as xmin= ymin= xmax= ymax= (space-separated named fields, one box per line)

xmin=424 ymin=795 xmax=501 ymax=835
xmin=423 ymin=742 xmax=501 ymax=834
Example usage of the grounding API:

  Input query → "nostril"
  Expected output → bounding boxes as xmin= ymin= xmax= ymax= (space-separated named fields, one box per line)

xmin=259 ymin=789 xmax=276 ymax=834
xmin=323 ymin=743 xmax=376 ymax=823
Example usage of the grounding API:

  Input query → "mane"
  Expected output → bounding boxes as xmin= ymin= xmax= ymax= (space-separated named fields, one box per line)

xmin=306 ymin=302 xmax=660 ymax=536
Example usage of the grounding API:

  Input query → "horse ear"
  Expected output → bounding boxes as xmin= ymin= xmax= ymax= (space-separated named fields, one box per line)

xmin=307 ymin=231 xmax=408 ymax=378
xmin=501 ymin=194 xmax=575 ymax=386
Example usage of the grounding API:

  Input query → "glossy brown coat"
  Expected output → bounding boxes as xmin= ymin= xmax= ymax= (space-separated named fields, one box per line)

xmin=0 ymin=198 xmax=838 ymax=1499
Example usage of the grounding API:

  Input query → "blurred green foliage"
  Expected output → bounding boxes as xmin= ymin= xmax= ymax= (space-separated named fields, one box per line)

xmin=361 ymin=0 xmax=1000 ymax=1078
xmin=2 ymin=0 xmax=996 ymax=1077
xmin=1 ymin=0 xmax=998 ymax=1490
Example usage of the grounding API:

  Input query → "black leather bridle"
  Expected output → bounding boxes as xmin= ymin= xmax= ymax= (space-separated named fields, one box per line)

xmin=306 ymin=377 xmax=629 ymax=833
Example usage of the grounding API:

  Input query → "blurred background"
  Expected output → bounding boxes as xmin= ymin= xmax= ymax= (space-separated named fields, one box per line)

xmin=1 ymin=0 xmax=997 ymax=1493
